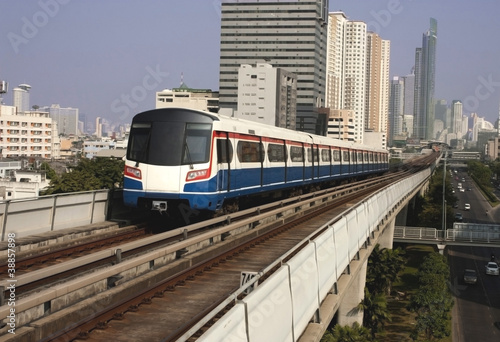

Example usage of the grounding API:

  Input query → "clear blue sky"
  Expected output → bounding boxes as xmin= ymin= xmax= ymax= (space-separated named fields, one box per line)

xmin=1 ymin=0 xmax=499 ymax=128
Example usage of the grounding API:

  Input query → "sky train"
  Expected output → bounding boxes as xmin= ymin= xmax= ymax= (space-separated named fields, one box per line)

xmin=123 ymin=108 xmax=389 ymax=215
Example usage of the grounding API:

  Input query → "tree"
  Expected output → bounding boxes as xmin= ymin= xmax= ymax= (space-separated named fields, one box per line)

xmin=366 ymin=244 xmax=406 ymax=295
xmin=40 ymin=161 xmax=57 ymax=180
xmin=41 ymin=158 xmax=124 ymax=195
xmin=321 ymin=323 xmax=374 ymax=342
xmin=73 ymin=158 xmax=124 ymax=189
xmin=358 ymin=288 xmax=390 ymax=338
xmin=407 ymin=252 xmax=453 ymax=341
xmin=43 ymin=169 xmax=101 ymax=195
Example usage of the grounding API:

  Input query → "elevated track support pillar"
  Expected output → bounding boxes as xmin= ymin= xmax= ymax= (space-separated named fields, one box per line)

xmin=337 ymin=258 xmax=367 ymax=326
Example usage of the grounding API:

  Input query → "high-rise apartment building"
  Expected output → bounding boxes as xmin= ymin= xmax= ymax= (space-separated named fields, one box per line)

xmin=326 ymin=12 xmax=367 ymax=142
xmin=366 ymin=33 xmax=390 ymax=137
xmin=327 ymin=12 xmax=390 ymax=144
xmin=236 ymin=63 xmax=297 ymax=129
xmin=219 ymin=0 xmax=329 ymax=134
xmin=413 ymin=18 xmax=438 ymax=140
xmin=12 ymin=84 xmax=31 ymax=114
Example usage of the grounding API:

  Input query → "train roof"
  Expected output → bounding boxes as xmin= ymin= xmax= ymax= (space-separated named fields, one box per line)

xmin=132 ymin=108 xmax=386 ymax=153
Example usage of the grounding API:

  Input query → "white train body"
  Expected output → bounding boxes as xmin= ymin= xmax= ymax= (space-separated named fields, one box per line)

xmin=123 ymin=108 xmax=389 ymax=213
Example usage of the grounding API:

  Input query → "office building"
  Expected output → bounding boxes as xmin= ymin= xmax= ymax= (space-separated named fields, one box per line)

xmin=219 ymin=0 xmax=328 ymax=134
xmin=43 ymin=104 xmax=79 ymax=136
xmin=451 ymin=100 xmax=463 ymax=137
xmin=413 ymin=18 xmax=438 ymax=140
xmin=236 ymin=63 xmax=297 ymax=129
xmin=388 ymin=77 xmax=404 ymax=146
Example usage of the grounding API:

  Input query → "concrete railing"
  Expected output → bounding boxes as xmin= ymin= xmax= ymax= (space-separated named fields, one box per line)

xmin=0 ymin=190 xmax=109 ymax=241
xmin=183 ymin=168 xmax=432 ymax=341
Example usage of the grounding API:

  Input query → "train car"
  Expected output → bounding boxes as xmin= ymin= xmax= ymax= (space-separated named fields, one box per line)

xmin=123 ymin=108 xmax=388 ymax=214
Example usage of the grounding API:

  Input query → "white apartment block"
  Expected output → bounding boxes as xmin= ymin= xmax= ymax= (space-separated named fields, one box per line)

xmin=156 ymin=84 xmax=219 ymax=113
xmin=236 ymin=63 xmax=297 ymax=129
xmin=0 ymin=104 xmax=60 ymax=159
xmin=327 ymin=13 xmax=368 ymax=144
xmin=12 ymin=84 xmax=30 ymax=114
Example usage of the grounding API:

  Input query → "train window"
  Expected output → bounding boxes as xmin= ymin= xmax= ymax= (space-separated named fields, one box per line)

xmin=333 ymin=150 xmax=341 ymax=162
xmin=290 ymin=146 xmax=303 ymax=162
xmin=268 ymin=144 xmax=286 ymax=162
xmin=307 ymin=148 xmax=319 ymax=163
xmin=343 ymin=151 xmax=349 ymax=162
xmin=217 ymin=139 xmax=233 ymax=163
xmin=237 ymin=141 xmax=264 ymax=163
xmin=370 ymin=153 xmax=373 ymax=162
xmin=357 ymin=152 xmax=362 ymax=161
xmin=127 ymin=122 xmax=152 ymax=162
xmin=321 ymin=149 xmax=331 ymax=162
xmin=363 ymin=153 xmax=368 ymax=162
xmin=182 ymin=123 xmax=212 ymax=165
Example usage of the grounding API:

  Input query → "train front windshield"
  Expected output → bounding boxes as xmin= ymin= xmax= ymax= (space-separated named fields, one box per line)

xmin=127 ymin=122 xmax=212 ymax=166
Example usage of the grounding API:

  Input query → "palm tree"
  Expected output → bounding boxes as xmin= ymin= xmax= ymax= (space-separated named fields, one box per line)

xmin=329 ymin=322 xmax=373 ymax=342
xmin=358 ymin=288 xmax=391 ymax=338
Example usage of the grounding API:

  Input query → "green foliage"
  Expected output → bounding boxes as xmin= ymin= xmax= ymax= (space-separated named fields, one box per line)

xmin=321 ymin=322 xmax=374 ymax=342
xmin=467 ymin=160 xmax=491 ymax=188
xmin=40 ymin=162 xmax=57 ymax=180
xmin=407 ymin=252 xmax=453 ymax=341
xmin=416 ymin=166 xmax=457 ymax=229
xmin=42 ymin=158 xmax=124 ymax=195
xmin=358 ymin=288 xmax=391 ymax=338
xmin=366 ymin=244 xmax=406 ymax=295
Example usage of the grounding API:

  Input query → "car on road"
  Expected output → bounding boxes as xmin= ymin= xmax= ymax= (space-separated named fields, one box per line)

xmin=485 ymin=262 xmax=499 ymax=276
xmin=460 ymin=188 xmax=465 ymax=192
xmin=455 ymin=212 xmax=463 ymax=221
xmin=464 ymin=203 xmax=471 ymax=210
xmin=463 ymin=269 xmax=478 ymax=284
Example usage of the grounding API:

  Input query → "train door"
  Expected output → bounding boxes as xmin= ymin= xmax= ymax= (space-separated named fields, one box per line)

xmin=304 ymin=143 xmax=313 ymax=181
xmin=216 ymin=132 xmax=234 ymax=192
xmin=263 ymin=138 xmax=286 ymax=186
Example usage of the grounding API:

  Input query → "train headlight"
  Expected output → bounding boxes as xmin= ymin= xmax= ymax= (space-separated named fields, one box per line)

xmin=124 ymin=166 xmax=142 ymax=180
xmin=186 ymin=169 xmax=209 ymax=181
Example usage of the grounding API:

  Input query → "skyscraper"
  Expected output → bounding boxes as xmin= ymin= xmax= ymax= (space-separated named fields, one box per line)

xmin=219 ymin=0 xmax=329 ymax=134
xmin=388 ymin=76 xmax=404 ymax=146
xmin=452 ymin=100 xmax=463 ymax=137
xmin=413 ymin=18 xmax=438 ymax=140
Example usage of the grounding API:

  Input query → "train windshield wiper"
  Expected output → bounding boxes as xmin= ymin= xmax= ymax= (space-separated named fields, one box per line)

xmin=183 ymin=138 xmax=194 ymax=169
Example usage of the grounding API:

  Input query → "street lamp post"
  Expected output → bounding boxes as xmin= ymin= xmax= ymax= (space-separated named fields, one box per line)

xmin=442 ymin=149 xmax=447 ymax=235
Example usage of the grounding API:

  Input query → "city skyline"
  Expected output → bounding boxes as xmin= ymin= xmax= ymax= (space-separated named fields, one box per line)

xmin=1 ymin=0 xmax=500 ymax=128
